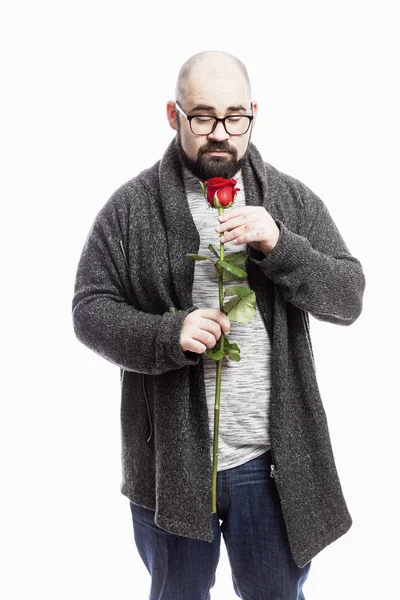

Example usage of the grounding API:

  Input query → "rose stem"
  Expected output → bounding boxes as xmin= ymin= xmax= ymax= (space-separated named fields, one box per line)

xmin=212 ymin=205 xmax=225 ymax=513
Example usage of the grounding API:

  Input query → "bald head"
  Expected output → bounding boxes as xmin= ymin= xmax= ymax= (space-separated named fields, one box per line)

xmin=168 ymin=50 xmax=257 ymax=181
xmin=175 ymin=50 xmax=252 ymax=105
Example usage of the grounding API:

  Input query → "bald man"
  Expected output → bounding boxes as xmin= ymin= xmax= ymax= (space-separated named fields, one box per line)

xmin=72 ymin=50 xmax=366 ymax=599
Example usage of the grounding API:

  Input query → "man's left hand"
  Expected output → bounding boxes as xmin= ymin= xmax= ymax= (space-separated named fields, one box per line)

xmin=215 ymin=206 xmax=280 ymax=256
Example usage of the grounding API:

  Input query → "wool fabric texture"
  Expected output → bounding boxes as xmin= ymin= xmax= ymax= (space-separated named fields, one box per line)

xmin=72 ymin=138 xmax=366 ymax=568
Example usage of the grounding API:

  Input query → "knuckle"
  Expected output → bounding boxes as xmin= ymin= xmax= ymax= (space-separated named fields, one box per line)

xmin=207 ymin=333 xmax=216 ymax=347
xmin=187 ymin=314 xmax=196 ymax=325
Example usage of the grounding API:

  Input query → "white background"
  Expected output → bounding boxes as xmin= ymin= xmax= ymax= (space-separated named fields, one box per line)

xmin=1 ymin=1 xmax=399 ymax=598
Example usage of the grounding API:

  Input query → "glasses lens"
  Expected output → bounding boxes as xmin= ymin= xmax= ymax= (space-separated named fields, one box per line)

xmin=191 ymin=116 xmax=217 ymax=135
xmin=225 ymin=117 xmax=250 ymax=135
xmin=190 ymin=116 xmax=251 ymax=135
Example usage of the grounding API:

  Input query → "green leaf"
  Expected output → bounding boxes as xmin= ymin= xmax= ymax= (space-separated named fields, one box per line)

xmin=205 ymin=348 xmax=225 ymax=361
xmin=205 ymin=336 xmax=241 ymax=362
xmin=168 ymin=307 xmax=181 ymax=312
xmin=217 ymin=260 xmax=247 ymax=279
xmin=224 ymin=285 xmax=253 ymax=298
xmin=214 ymin=262 xmax=223 ymax=276
xmin=222 ymin=295 xmax=242 ymax=315
xmin=208 ymin=243 xmax=219 ymax=258
xmin=222 ymin=291 xmax=257 ymax=323
xmin=219 ymin=252 xmax=247 ymax=281
xmin=223 ymin=338 xmax=241 ymax=361
xmin=187 ymin=254 xmax=214 ymax=262
xmin=224 ymin=340 xmax=240 ymax=353
xmin=199 ymin=181 xmax=205 ymax=196
xmin=222 ymin=269 xmax=242 ymax=282
xmin=223 ymin=251 xmax=247 ymax=267
xmin=226 ymin=353 xmax=241 ymax=362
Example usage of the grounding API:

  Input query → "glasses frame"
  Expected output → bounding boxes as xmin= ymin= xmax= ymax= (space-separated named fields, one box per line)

xmin=175 ymin=101 xmax=254 ymax=136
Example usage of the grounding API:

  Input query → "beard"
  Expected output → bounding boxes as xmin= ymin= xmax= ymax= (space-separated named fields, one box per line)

xmin=174 ymin=125 xmax=252 ymax=181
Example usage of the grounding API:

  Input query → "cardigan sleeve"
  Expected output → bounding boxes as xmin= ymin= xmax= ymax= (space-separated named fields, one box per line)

xmin=247 ymin=183 xmax=366 ymax=325
xmin=71 ymin=202 xmax=201 ymax=375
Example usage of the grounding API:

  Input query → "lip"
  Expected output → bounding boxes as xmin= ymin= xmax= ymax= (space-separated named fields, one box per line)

xmin=207 ymin=151 xmax=230 ymax=155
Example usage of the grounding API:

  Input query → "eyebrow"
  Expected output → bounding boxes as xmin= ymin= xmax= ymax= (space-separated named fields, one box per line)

xmin=190 ymin=104 xmax=248 ymax=113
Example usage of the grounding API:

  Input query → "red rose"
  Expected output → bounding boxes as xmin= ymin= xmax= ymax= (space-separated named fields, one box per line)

xmin=203 ymin=177 xmax=240 ymax=208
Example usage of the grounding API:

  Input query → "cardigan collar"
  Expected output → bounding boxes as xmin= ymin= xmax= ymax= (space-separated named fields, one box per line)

xmin=158 ymin=137 xmax=272 ymax=310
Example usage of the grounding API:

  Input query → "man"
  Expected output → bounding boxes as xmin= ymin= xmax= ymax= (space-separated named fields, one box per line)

xmin=72 ymin=50 xmax=366 ymax=599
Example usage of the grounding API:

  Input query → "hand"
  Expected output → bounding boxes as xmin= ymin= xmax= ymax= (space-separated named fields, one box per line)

xmin=180 ymin=309 xmax=231 ymax=354
xmin=215 ymin=206 xmax=280 ymax=256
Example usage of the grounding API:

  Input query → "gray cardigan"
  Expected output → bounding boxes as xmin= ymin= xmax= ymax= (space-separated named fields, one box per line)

xmin=72 ymin=138 xmax=366 ymax=568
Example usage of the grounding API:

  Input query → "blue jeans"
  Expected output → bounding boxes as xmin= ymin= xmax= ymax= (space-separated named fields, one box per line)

xmin=129 ymin=450 xmax=311 ymax=599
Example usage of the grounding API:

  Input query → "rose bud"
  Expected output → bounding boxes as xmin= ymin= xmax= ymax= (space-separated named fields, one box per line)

xmin=200 ymin=177 xmax=240 ymax=208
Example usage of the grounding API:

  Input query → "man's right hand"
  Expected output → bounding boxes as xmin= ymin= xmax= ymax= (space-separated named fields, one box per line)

xmin=180 ymin=309 xmax=231 ymax=354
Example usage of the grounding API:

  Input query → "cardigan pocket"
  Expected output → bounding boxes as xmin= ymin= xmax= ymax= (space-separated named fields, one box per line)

xmin=119 ymin=239 xmax=138 ymax=306
xmin=301 ymin=310 xmax=316 ymax=373
xmin=119 ymin=239 xmax=129 ymax=267
xmin=142 ymin=373 xmax=153 ymax=443
xmin=120 ymin=239 xmax=152 ymax=443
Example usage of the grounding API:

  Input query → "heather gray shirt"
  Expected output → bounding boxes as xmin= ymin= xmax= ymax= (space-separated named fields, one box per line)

xmin=183 ymin=166 xmax=272 ymax=470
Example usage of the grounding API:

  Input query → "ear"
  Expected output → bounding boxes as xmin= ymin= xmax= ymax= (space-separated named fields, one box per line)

xmin=251 ymin=101 xmax=258 ymax=128
xmin=166 ymin=100 xmax=178 ymax=131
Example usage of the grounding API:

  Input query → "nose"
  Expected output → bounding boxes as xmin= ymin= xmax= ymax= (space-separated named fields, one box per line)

xmin=207 ymin=120 xmax=230 ymax=142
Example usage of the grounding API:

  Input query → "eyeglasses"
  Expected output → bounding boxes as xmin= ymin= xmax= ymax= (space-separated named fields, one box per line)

xmin=175 ymin=101 xmax=254 ymax=136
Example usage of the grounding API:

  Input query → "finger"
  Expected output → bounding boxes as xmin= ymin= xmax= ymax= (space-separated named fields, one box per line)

xmin=216 ymin=314 xmax=231 ymax=334
xmin=198 ymin=309 xmax=231 ymax=333
xmin=216 ymin=214 xmax=259 ymax=234
xmin=199 ymin=317 xmax=222 ymax=340
xmin=232 ymin=228 xmax=265 ymax=245
xmin=199 ymin=308 xmax=227 ymax=321
xmin=218 ymin=206 xmax=258 ymax=221
xmin=194 ymin=328 xmax=217 ymax=349
xmin=220 ymin=222 xmax=255 ymax=243
xmin=185 ymin=338 xmax=208 ymax=354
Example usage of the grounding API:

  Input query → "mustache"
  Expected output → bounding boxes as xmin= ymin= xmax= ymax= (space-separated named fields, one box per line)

xmin=201 ymin=143 xmax=235 ymax=154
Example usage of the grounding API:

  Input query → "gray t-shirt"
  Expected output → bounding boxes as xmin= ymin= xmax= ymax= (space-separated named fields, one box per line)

xmin=183 ymin=166 xmax=272 ymax=470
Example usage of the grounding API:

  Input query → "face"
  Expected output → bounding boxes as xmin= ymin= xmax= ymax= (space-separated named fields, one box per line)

xmin=167 ymin=70 xmax=257 ymax=181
